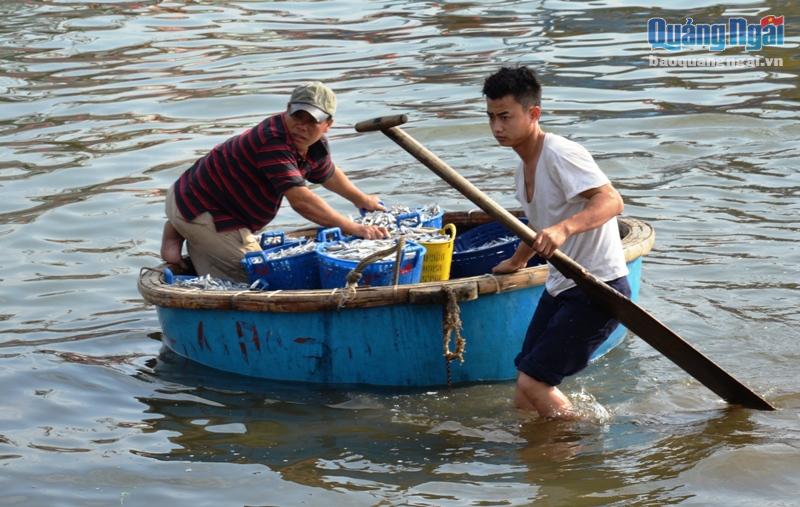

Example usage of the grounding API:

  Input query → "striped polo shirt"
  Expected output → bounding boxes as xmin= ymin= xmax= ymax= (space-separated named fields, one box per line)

xmin=174 ymin=112 xmax=335 ymax=232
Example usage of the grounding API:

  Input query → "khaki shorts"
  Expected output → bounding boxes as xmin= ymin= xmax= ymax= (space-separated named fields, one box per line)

xmin=165 ymin=185 xmax=261 ymax=283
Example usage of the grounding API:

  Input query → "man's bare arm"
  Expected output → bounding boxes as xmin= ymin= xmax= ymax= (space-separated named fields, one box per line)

xmin=284 ymin=185 xmax=388 ymax=239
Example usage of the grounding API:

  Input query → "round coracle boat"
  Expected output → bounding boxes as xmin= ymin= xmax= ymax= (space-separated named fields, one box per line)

xmin=138 ymin=210 xmax=655 ymax=387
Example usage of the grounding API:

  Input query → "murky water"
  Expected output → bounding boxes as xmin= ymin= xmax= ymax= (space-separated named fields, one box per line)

xmin=1 ymin=1 xmax=798 ymax=505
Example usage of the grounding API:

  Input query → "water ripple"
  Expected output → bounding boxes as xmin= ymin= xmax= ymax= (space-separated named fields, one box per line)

xmin=0 ymin=1 xmax=798 ymax=505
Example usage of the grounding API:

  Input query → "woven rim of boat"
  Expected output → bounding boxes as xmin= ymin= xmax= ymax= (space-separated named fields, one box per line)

xmin=138 ymin=211 xmax=654 ymax=312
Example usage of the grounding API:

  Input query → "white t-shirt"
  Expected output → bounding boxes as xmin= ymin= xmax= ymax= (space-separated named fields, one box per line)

xmin=514 ymin=133 xmax=628 ymax=296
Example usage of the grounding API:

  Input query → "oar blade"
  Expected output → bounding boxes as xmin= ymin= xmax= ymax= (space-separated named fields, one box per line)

xmin=566 ymin=269 xmax=776 ymax=410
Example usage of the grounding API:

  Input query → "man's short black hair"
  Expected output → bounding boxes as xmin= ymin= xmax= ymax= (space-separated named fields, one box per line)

xmin=482 ymin=66 xmax=542 ymax=108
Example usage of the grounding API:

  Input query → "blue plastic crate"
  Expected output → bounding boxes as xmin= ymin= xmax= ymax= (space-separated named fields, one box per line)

xmin=242 ymin=228 xmax=342 ymax=290
xmin=396 ymin=209 xmax=444 ymax=229
xmin=421 ymin=208 xmax=444 ymax=228
xmin=450 ymin=219 xmax=543 ymax=278
xmin=316 ymin=240 xmax=426 ymax=288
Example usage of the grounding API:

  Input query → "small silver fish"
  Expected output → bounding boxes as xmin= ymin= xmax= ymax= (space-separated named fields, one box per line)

xmin=265 ymin=241 xmax=317 ymax=260
xmin=354 ymin=203 xmax=441 ymax=231
xmin=321 ymin=238 xmax=419 ymax=261
xmin=412 ymin=204 xmax=442 ymax=226
xmin=173 ymin=274 xmax=251 ymax=291
xmin=396 ymin=226 xmax=450 ymax=244
xmin=460 ymin=235 xmax=518 ymax=253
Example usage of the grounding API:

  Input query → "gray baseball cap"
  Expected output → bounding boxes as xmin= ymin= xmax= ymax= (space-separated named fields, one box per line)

xmin=288 ymin=81 xmax=336 ymax=122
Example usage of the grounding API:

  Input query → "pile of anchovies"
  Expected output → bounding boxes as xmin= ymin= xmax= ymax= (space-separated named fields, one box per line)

xmin=415 ymin=204 xmax=443 ymax=224
xmin=173 ymin=274 xmax=253 ymax=291
xmin=264 ymin=240 xmax=317 ymax=260
xmin=354 ymin=204 xmax=442 ymax=232
xmin=300 ymin=204 xmax=448 ymax=261
xmin=320 ymin=238 xmax=399 ymax=261
xmin=319 ymin=227 xmax=450 ymax=262
xmin=397 ymin=226 xmax=451 ymax=244
xmin=170 ymin=205 xmax=451 ymax=290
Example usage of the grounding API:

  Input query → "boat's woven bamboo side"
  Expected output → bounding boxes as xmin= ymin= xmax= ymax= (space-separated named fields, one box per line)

xmin=138 ymin=214 xmax=654 ymax=312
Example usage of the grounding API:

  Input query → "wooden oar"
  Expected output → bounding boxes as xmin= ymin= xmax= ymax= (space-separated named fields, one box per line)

xmin=355 ymin=114 xmax=775 ymax=411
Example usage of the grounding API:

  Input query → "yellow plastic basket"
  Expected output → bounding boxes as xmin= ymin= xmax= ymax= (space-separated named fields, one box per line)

xmin=419 ymin=223 xmax=456 ymax=282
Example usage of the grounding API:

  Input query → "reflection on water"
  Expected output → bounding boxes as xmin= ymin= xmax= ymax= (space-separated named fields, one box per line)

xmin=0 ymin=0 xmax=798 ymax=505
xmin=131 ymin=348 xmax=784 ymax=506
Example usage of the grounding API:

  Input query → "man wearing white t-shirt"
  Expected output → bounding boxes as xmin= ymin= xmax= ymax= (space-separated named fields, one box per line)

xmin=484 ymin=66 xmax=630 ymax=419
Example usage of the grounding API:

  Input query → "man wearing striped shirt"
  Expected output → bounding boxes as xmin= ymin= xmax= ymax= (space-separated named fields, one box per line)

xmin=160 ymin=82 xmax=388 ymax=281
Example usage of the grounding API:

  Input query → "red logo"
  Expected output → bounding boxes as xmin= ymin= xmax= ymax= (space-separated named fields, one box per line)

xmin=760 ymin=15 xmax=784 ymax=27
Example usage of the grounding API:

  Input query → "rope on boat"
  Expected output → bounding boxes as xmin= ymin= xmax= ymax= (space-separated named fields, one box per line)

xmin=334 ymin=286 xmax=357 ymax=310
xmin=484 ymin=273 xmax=503 ymax=294
xmin=333 ymin=238 xmax=406 ymax=309
xmin=343 ymin=237 xmax=406 ymax=289
xmin=392 ymin=236 xmax=405 ymax=286
xmin=442 ymin=285 xmax=466 ymax=385
xmin=140 ymin=266 xmax=165 ymax=279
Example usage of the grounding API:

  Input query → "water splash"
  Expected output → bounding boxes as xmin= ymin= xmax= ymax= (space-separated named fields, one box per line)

xmin=568 ymin=389 xmax=612 ymax=424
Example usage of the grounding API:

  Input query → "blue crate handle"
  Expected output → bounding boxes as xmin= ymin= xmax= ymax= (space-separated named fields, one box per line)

xmin=259 ymin=230 xmax=285 ymax=249
xmin=359 ymin=200 xmax=385 ymax=216
xmin=163 ymin=267 xmax=175 ymax=284
xmin=162 ymin=267 xmax=198 ymax=285
xmin=316 ymin=227 xmax=343 ymax=242
xmin=397 ymin=241 xmax=424 ymax=268
xmin=241 ymin=251 xmax=265 ymax=267
xmin=394 ymin=242 xmax=425 ymax=283
xmin=396 ymin=211 xmax=421 ymax=227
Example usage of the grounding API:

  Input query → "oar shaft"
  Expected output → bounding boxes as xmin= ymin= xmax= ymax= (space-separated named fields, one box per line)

xmin=378 ymin=124 xmax=775 ymax=411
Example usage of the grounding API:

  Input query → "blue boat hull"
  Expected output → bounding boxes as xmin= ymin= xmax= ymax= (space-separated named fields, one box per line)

xmin=156 ymin=258 xmax=643 ymax=387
